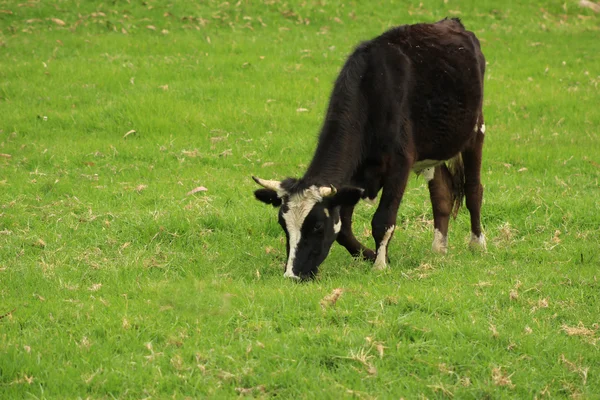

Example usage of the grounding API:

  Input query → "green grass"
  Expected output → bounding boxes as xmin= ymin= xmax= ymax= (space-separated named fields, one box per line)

xmin=1 ymin=0 xmax=599 ymax=398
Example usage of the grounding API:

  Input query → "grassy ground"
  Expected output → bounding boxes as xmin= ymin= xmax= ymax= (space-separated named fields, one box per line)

xmin=1 ymin=0 xmax=599 ymax=398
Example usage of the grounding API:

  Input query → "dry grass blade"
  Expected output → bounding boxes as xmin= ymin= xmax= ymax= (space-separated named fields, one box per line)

xmin=320 ymin=288 xmax=343 ymax=309
xmin=491 ymin=367 xmax=515 ymax=388
xmin=187 ymin=186 xmax=208 ymax=195
xmin=375 ymin=342 xmax=386 ymax=358
xmin=235 ymin=385 xmax=266 ymax=395
xmin=51 ymin=18 xmax=66 ymax=26
xmin=123 ymin=129 xmax=136 ymax=138
xmin=560 ymin=354 xmax=589 ymax=385
xmin=0 ymin=308 xmax=16 ymax=320
xmin=427 ymin=383 xmax=454 ymax=398
xmin=0 ymin=153 xmax=11 ymax=158
xmin=561 ymin=322 xmax=597 ymax=342
xmin=340 ymin=347 xmax=377 ymax=375
xmin=489 ymin=322 xmax=499 ymax=338
xmin=579 ymin=0 xmax=600 ymax=13
xmin=561 ymin=322 xmax=595 ymax=336
xmin=88 ymin=283 xmax=102 ymax=291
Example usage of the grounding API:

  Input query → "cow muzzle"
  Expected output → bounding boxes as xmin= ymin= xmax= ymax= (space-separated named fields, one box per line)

xmin=283 ymin=270 xmax=301 ymax=280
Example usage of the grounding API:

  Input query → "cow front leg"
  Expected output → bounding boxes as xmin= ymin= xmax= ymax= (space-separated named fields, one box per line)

xmin=371 ymin=164 xmax=411 ymax=270
xmin=427 ymin=165 xmax=453 ymax=254
xmin=336 ymin=204 xmax=376 ymax=261
xmin=463 ymin=121 xmax=486 ymax=251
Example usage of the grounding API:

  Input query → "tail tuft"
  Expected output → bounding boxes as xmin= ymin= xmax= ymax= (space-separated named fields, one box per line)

xmin=446 ymin=154 xmax=465 ymax=218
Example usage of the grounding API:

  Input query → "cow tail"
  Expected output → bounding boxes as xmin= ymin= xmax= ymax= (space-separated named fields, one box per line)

xmin=446 ymin=154 xmax=465 ymax=218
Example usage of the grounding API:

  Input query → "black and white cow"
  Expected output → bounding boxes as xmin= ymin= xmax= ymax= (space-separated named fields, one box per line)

xmin=254 ymin=18 xmax=487 ymax=280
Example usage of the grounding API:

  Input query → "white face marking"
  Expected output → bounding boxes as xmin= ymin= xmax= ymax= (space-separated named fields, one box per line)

xmin=469 ymin=232 xmax=487 ymax=251
xmin=373 ymin=226 xmax=395 ymax=270
xmin=431 ymin=228 xmax=448 ymax=254
xmin=422 ymin=167 xmax=435 ymax=182
xmin=282 ymin=186 xmax=323 ymax=279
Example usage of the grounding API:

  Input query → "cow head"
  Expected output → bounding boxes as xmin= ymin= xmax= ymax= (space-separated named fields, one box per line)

xmin=253 ymin=176 xmax=363 ymax=280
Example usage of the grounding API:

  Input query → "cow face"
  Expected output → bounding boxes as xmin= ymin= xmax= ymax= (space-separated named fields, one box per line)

xmin=253 ymin=176 xmax=362 ymax=280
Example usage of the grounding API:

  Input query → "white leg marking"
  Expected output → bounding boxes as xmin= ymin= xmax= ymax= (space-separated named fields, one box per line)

xmin=474 ymin=124 xmax=478 ymax=132
xmin=469 ymin=232 xmax=487 ymax=251
xmin=431 ymin=228 xmax=448 ymax=254
xmin=373 ymin=226 xmax=395 ymax=270
xmin=333 ymin=217 xmax=341 ymax=234
xmin=422 ymin=167 xmax=435 ymax=182
xmin=480 ymin=123 xmax=486 ymax=135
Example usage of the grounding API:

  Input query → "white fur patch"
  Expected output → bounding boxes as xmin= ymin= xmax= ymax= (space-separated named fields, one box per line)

xmin=333 ymin=217 xmax=341 ymax=234
xmin=283 ymin=269 xmax=300 ymax=279
xmin=282 ymin=186 xmax=323 ymax=278
xmin=373 ymin=226 xmax=395 ymax=270
xmin=469 ymin=232 xmax=487 ymax=251
xmin=364 ymin=196 xmax=378 ymax=205
xmin=422 ymin=167 xmax=435 ymax=182
xmin=480 ymin=123 xmax=486 ymax=134
xmin=413 ymin=159 xmax=443 ymax=172
xmin=431 ymin=228 xmax=448 ymax=254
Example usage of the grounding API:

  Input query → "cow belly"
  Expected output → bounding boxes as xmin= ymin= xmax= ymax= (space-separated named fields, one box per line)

xmin=412 ymin=159 xmax=444 ymax=172
xmin=412 ymin=159 xmax=444 ymax=182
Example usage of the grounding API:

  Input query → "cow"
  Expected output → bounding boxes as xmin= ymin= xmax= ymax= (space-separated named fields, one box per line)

xmin=253 ymin=18 xmax=487 ymax=280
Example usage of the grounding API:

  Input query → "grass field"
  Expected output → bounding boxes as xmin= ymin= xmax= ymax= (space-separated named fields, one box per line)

xmin=1 ymin=0 xmax=599 ymax=398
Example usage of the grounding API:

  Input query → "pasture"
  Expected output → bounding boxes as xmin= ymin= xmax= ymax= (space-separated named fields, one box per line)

xmin=1 ymin=0 xmax=599 ymax=398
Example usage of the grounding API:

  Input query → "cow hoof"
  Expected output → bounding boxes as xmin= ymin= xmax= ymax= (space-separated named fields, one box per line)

xmin=469 ymin=232 xmax=487 ymax=252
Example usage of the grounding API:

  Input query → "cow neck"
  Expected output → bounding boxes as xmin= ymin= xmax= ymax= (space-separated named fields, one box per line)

xmin=301 ymin=119 xmax=363 ymax=189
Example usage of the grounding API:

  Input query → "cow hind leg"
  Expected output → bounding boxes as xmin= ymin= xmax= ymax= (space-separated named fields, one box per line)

xmin=427 ymin=165 xmax=453 ymax=254
xmin=462 ymin=123 xmax=486 ymax=251
xmin=336 ymin=204 xmax=376 ymax=261
xmin=371 ymin=160 xmax=412 ymax=270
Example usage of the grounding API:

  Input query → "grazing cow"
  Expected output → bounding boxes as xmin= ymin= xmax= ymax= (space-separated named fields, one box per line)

xmin=253 ymin=18 xmax=487 ymax=280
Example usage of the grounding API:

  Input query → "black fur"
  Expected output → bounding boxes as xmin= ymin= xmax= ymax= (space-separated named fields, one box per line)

xmin=254 ymin=18 xmax=487 ymax=279
xmin=254 ymin=189 xmax=282 ymax=207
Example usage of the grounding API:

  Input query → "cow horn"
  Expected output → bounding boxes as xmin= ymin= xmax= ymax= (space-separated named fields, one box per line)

xmin=252 ymin=176 xmax=282 ymax=192
xmin=319 ymin=185 xmax=337 ymax=198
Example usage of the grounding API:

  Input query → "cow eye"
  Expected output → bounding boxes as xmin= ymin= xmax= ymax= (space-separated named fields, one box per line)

xmin=313 ymin=223 xmax=324 ymax=233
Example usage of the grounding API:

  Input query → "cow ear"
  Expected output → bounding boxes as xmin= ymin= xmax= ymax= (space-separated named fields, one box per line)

xmin=254 ymin=189 xmax=282 ymax=207
xmin=328 ymin=187 xmax=363 ymax=208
